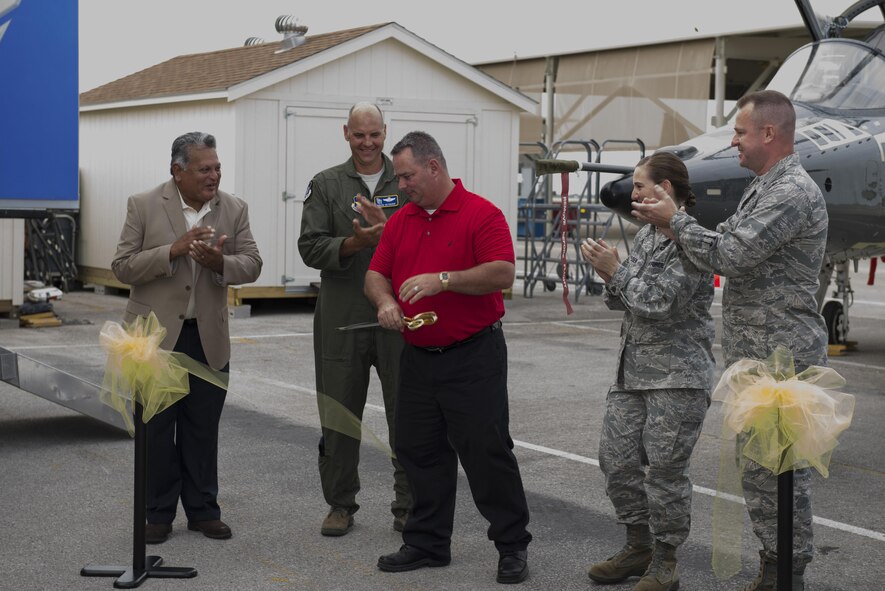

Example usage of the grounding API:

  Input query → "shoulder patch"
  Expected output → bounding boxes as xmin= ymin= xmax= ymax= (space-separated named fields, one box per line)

xmin=304 ymin=181 xmax=313 ymax=201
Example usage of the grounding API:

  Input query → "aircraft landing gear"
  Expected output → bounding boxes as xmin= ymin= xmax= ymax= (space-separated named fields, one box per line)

xmin=822 ymin=300 xmax=847 ymax=344
xmin=824 ymin=260 xmax=853 ymax=345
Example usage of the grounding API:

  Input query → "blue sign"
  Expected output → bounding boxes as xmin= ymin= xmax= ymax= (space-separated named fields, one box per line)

xmin=0 ymin=0 xmax=78 ymax=211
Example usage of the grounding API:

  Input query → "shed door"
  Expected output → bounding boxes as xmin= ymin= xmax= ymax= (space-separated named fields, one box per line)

xmin=386 ymin=112 xmax=476 ymax=187
xmin=283 ymin=106 xmax=348 ymax=290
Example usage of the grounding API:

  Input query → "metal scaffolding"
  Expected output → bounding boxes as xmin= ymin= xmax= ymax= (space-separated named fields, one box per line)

xmin=519 ymin=138 xmax=644 ymax=302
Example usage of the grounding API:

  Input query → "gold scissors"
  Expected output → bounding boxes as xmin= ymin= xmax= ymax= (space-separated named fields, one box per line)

xmin=336 ymin=311 xmax=438 ymax=332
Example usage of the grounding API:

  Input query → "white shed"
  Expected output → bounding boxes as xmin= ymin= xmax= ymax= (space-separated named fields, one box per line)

xmin=78 ymin=22 xmax=535 ymax=299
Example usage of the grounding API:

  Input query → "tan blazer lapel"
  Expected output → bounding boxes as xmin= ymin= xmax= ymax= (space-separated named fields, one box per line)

xmin=161 ymin=180 xmax=188 ymax=240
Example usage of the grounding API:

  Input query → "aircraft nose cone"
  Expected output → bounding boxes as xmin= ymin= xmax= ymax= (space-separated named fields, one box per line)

xmin=601 ymin=177 xmax=634 ymax=219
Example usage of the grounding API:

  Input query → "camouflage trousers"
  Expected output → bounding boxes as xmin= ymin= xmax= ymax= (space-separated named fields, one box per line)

xmin=741 ymin=451 xmax=814 ymax=570
xmin=598 ymin=386 xmax=710 ymax=547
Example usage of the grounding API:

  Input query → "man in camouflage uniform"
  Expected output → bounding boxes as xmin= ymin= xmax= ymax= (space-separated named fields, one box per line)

xmin=582 ymin=152 xmax=715 ymax=591
xmin=634 ymin=90 xmax=829 ymax=591
xmin=298 ymin=103 xmax=411 ymax=537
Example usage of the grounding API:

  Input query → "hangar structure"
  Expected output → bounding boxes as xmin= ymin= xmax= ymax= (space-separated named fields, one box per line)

xmin=476 ymin=21 xmax=878 ymax=152
xmin=78 ymin=22 xmax=535 ymax=299
xmin=474 ymin=19 xmax=878 ymax=301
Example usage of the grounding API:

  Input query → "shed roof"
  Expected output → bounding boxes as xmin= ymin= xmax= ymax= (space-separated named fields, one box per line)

xmin=80 ymin=22 xmax=535 ymax=113
xmin=79 ymin=24 xmax=386 ymax=106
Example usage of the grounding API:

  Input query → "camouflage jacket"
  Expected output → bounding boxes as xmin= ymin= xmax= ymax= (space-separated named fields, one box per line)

xmin=671 ymin=153 xmax=828 ymax=369
xmin=604 ymin=224 xmax=716 ymax=390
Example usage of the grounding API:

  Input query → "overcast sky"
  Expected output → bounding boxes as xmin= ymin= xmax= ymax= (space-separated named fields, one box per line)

xmin=79 ymin=0 xmax=863 ymax=92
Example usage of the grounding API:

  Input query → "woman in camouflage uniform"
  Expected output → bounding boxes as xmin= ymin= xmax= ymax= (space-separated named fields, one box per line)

xmin=581 ymin=152 xmax=715 ymax=591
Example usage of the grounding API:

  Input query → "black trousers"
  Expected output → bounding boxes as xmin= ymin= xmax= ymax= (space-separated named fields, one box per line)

xmin=396 ymin=326 xmax=532 ymax=560
xmin=146 ymin=321 xmax=228 ymax=524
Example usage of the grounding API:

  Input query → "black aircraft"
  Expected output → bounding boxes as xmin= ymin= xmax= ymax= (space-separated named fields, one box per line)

xmin=567 ymin=0 xmax=885 ymax=345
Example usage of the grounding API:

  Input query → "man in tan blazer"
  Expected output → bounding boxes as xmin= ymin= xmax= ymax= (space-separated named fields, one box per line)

xmin=112 ymin=131 xmax=262 ymax=544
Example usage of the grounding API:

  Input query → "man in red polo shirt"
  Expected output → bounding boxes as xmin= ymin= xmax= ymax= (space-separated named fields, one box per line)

xmin=366 ymin=131 xmax=532 ymax=585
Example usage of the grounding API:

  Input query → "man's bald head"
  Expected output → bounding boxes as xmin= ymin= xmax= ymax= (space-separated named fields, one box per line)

xmin=344 ymin=102 xmax=387 ymax=174
xmin=348 ymin=102 xmax=384 ymax=126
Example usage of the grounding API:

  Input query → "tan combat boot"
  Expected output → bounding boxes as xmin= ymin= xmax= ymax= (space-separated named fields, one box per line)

xmin=738 ymin=553 xmax=805 ymax=591
xmin=588 ymin=524 xmax=653 ymax=583
xmin=320 ymin=507 xmax=353 ymax=536
xmin=633 ymin=542 xmax=679 ymax=591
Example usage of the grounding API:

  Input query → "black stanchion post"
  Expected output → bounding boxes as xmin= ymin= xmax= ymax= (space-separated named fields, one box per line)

xmin=776 ymin=401 xmax=794 ymax=591
xmin=777 ymin=470 xmax=794 ymax=591
xmin=133 ymin=401 xmax=147 ymax=576
xmin=81 ymin=401 xmax=197 ymax=588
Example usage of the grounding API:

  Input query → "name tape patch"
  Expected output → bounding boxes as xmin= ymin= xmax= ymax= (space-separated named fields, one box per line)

xmin=374 ymin=195 xmax=399 ymax=208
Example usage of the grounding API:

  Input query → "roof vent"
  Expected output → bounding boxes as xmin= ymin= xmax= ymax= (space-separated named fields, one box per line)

xmin=275 ymin=16 xmax=308 ymax=52
xmin=244 ymin=37 xmax=265 ymax=47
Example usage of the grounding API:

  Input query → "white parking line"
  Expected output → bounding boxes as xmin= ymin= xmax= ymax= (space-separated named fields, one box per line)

xmin=11 ymin=327 xmax=885 ymax=375
xmin=250 ymin=373 xmax=885 ymax=544
xmin=9 ymin=331 xmax=314 ymax=350
xmin=829 ymin=358 xmax=885 ymax=371
xmin=509 ymin=439 xmax=885 ymax=542
xmin=854 ymin=299 xmax=885 ymax=307
xmin=232 ymin=332 xmax=312 ymax=339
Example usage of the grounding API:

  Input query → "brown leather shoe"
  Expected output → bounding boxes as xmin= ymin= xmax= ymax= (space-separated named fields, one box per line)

xmin=187 ymin=519 xmax=232 ymax=539
xmin=145 ymin=523 xmax=171 ymax=544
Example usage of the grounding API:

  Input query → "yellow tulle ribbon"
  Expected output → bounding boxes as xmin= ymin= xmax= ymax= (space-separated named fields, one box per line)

xmin=317 ymin=394 xmax=394 ymax=458
xmin=313 ymin=312 xmax=443 ymax=458
xmin=711 ymin=346 xmax=854 ymax=579
xmin=99 ymin=312 xmax=229 ymax=436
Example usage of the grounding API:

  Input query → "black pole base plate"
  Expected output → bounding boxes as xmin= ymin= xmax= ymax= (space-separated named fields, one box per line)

xmin=81 ymin=555 xmax=197 ymax=588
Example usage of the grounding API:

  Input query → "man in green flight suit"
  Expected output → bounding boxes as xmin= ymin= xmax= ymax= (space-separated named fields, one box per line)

xmin=298 ymin=102 xmax=411 ymax=537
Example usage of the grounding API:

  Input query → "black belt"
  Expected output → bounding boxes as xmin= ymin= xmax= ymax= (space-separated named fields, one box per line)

xmin=416 ymin=320 xmax=502 ymax=354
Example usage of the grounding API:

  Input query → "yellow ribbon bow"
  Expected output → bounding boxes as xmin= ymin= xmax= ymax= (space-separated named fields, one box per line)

xmin=711 ymin=346 xmax=854 ymax=579
xmin=99 ymin=312 xmax=229 ymax=436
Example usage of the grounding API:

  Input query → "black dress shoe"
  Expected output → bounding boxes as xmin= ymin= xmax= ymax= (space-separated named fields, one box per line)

xmin=497 ymin=550 xmax=528 ymax=584
xmin=145 ymin=523 xmax=171 ymax=544
xmin=377 ymin=544 xmax=451 ymax=572
xmin=187 ymin=519 xmax=232 ymax=539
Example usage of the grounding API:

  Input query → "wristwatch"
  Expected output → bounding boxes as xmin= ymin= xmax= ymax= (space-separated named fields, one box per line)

xmin=439 ymin=271 xmax=450 ymax=291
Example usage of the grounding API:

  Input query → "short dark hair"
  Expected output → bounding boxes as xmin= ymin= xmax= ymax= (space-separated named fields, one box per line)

xmin=170 ymin=132 xmax=216 ymax=173
xmin=736 ymin=90 xmax=796 ymax=138
xmin=391 ymin=131 xmax=448 ymax=170
xmin=636 ymin=152 xmax=696 ymax=208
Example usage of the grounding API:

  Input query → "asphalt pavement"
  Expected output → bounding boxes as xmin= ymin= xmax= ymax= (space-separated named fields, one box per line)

xmin=1 ymin=265 xmax=883 ymax=591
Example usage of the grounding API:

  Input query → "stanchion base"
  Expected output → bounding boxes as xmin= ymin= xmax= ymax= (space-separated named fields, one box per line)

xmin=81 ymin=555 xmax=197 ymax=588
